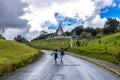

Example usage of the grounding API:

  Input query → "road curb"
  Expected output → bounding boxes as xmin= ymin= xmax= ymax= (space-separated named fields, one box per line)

xmin=65 ymin=52 xmax=120 ymax=76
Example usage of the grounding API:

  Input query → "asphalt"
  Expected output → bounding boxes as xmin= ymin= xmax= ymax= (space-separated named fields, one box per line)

xmin=2 ymin=50 xmax=120 ymax=80
xmin=66 ymin=52 xmax=120 ymax=76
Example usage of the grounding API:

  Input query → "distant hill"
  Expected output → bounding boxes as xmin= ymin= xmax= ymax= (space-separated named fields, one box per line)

xmin=0 ymin=40 xmax=41 ymax=76
xmin=30 ymin=38 xmax=70 ymax=50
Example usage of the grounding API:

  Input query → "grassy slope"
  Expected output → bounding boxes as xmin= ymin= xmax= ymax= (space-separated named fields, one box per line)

xmin=0 ymin=40 xmax=41 ymax=75
xmin=31 ymin=38 xmax=70 ymax=50
xmin=30 ymin=33 xmax=120 ymax=64
xmin=68 ymin=33 xmax=120 ymax=63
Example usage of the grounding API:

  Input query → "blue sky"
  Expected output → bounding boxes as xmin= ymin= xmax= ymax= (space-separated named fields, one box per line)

xmin=100 ymin=3 xmax=120 ymax=18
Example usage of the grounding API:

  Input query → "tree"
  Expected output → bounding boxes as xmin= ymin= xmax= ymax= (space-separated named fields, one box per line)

xmin=96 ymin=32 xmax=104 ymax=38
xmin=94 ymin=28 xmax=101 ymax=36
xmin=0 ymin=35 xmax=6 ymax=40
xmin=64 ymin=31 xmax=72 ymax=36
xmin=79 ymin=32 xmax=92 ymax=39
xmin=103 ymin=18 xmax=120 ymax=34
xmin=14 ymin=35 xmax=28 ymax=43
xmin=71 ymin=26 xmax=84 ymax=35
xmin=76 ymin=40 xmax=80 ymax=47
xmin=84 ymin=27 xmax=101 ymax=36
xmin=40 ymin=31 xmax=48 ymax=35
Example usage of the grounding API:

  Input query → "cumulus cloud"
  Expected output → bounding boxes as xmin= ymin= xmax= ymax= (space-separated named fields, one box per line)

xmin=21 ymin=0 xmax=114 ymax=33
xmin=2 ymin=27 xmax=28 ymax=40
xmin=24 ymin=30 xmax=40 ymax=41
xmin=0 ymin=0 xmax=41 ymax=40
xmin=84 ymin=15 xmax=107 ymax=28
xmin=22 ymin=0 xmax=79 ymax=8
xmin=2 ymin=27 xmax=40 ymax=41
xmin=54 ymin=13 xmax=79 ymax=27
xmin=0 ymin=0 xmax=28 ymax=29
xmin=0 ymin=0 xmax=117 ymax=40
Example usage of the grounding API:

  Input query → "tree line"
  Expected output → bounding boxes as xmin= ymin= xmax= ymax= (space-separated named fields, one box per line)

xmin=32 ymin=18 xmax=120 ymax=41
xmin=69 ymin=18 xmax=120 ymax=38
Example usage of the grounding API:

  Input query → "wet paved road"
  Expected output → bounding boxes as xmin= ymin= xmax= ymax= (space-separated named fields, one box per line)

xmin=3 ymin=50 xmax=120 ymax=80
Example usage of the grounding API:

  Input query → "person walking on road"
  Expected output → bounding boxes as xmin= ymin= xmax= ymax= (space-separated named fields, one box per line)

xmin=60 ymin=48 xmax=64 ymax=63
xmin=53 ymin=49 xmax=58 ymax=64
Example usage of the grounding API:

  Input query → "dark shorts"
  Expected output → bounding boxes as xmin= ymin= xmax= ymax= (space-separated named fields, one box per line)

xmin=60 ymin=53 xmax=64 ymax=56
xmin=54 ymin=53 xmax=58 ymax=60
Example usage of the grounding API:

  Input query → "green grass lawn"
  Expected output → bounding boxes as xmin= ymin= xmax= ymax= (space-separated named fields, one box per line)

xmin=68 ymin=33 xmax=120 ymax=64
xmin=30 ymin=38 xmax=70 ymax=50
xmin=0 ymin=40 xmax=42 ymax=76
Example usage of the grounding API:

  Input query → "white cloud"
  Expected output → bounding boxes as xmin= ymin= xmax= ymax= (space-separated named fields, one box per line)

xmin=21 ymin=0 xmax=114 ymax=36
xmin=84 ymin=15 xmax=107 ymax=28
xmin=24 ymin=30 xmax=40 ymax=41
xmin=2 ymin=27 xmax=40 ymax=41
xmin=1 ymin=0 xmax=115 ymax=40
xmin=64 ymin=25 xmax=77 ymax=32
xmin=2 ymin=28 xmax=27 ymax=40
xmin=116 ymin=18 xmax=120 ymax=21
xmin=112 ymin=3 xmax=117 ymax=7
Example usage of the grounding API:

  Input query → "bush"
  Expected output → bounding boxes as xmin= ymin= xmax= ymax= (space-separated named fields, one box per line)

xmin=114 ymin=41 xmax=117 ymax=45
xmin=116 ymin=52 xmax=120 ymax=64
xmin=98 ymin=40 xmax=101 ymax=44
xmin=119 ymin=43 xmax=120 ymax=46
xmin=14 ymin=35 xmax=29 ymax=43
xmin=104 ymin=47 xmax=107 ymax=51
xmin=0 ymin=35 xmax=6 ymax=40
xmin=76 ymin=40 xmax=80 ymax=47
xmin=105 ymin=42 xmax=108 ymax=44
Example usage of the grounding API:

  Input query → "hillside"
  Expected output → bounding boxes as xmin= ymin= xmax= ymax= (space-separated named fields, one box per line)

xmin=30 ymin=33 xmax=120 ymax=64
xmin=68 ymin=33 xmax=120 ymax=64
xmin=30 ymin=38 xmax=70 ymax=50
xmin=0 ymin=40 xmax=41 ymax=76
